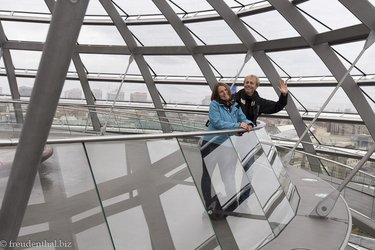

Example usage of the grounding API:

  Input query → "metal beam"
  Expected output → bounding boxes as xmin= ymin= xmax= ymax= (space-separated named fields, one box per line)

xmin=99 ymin=0 xmax=172 ymax=133
xmin=0 ymin=0 xmax=308 ymax=26
xmin=44 ymin=0 xmax=101 ymax=132
xmin=126 ymin=141 xmax=175 ymax=249
xmin=1 ymin=49 xmax=24 ymax=123
xmin=0 ymin=21 xmax=24 ymax=123
xmin=0 ymin=0 xmax=89 ymax=244
xmin=206 ymin=0 xmax=321 ymax=171
xmin=206 ymin=0 xmax=254 ymax=50
xmin=0 ymin=21 xmax=6 ymax=46
xmin=314 ymin=24 xmax=370 ymax=46
xmin=339 ymin=0 xmax=375 ymax=31
xmin=71 ymin=53 xmax=102 ymax=131
xmin=152 ymin=0 xmax=217 ymax=89
xmin=254 ymin=51 xmax=321 ymax=171
xmin=268 ymin=0 xmax=375 ymax=155
xmin=2 ymin=23 xmax=371 ymax=55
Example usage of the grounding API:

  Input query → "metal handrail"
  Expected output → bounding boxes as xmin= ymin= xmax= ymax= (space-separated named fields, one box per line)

xmin=273 ymin=143 xmax=375 ymax=181
xmin=0 ymin=124 xmax=265 ymax=146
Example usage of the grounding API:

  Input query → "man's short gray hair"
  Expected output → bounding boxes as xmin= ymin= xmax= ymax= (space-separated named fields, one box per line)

xmin=244 ymin=74 xmax=260 ymax=87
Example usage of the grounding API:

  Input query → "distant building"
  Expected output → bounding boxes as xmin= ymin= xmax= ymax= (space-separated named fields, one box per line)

xmin=64 ymin=88 xmax=82 ymax=99
xmin=92 ymin=88 xmax=103 ymax=100
xmin=130 ymin=92 xmax=147 ymax=102
xmin=352 ymin=134 xmax=374 ymax=150
xmin=19 ymin=86 xmax=33 ymax=97
xmin=107 ymin=91 xmax=124 ymax=101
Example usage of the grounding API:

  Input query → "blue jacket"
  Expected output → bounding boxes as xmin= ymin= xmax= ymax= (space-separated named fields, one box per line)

xmin=203 ymin=100 xmax=253 ymax=144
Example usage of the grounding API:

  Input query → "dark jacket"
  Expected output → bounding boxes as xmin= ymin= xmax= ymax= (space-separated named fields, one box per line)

xmin=234 ymin=89 xmax=288 ymax=125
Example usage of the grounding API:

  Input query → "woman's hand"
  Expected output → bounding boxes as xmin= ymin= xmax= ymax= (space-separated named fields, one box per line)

xmin=239 ymin=122 xmax=252 ymax=132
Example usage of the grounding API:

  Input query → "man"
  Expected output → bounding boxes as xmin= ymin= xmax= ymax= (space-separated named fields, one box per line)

xmin=232 ymin=75 xmax=288 ymax=209
xmin=234 ymin=74 xmax=288 ymax=125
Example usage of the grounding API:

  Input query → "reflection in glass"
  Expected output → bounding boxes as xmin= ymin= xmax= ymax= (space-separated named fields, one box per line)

xmin=197 ymin=134 xmax=275 ymax=249
xmin=19 ymin=143 xmax=113 ymax=249
xmin=200 ymin=136 xmax=249 ymax=210
xmin=230 ymin=129 xmax=297 ymax=235
xmin=85 ymin=138 xmax=216 ymax=249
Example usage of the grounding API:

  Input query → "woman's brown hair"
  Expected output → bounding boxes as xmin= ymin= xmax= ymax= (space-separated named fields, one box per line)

xmin=211 ymin=82 xmax=232 ymax=101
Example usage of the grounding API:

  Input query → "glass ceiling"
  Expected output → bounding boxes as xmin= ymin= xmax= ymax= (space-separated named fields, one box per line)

xmin=0 ymin=0 xmax=374 ymax=113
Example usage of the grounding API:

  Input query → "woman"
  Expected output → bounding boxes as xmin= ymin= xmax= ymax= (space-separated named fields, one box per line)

xmin=200 ymin=82 xmax=253 ymax=219
xmin=206 ymin=82 xmax=253 ymax=135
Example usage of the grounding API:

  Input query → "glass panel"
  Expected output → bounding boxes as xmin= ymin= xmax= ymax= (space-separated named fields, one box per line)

xmin=79 ymin=54 xmax=140 ymax=75
xmin=0 ymin=102 xmax=12 ymax=125
xmin=361 ymin=86 xmax=375 ymax=111
xmin=298 ymin=0 xmax=361 ymax=31
xmin=332 ymin=41 xmax=365 ymax=76
xmin=167 ymin=0 xmax=213 ymax=12
xmin=16 ymin=77 xmax=35 ymax=99
xmin=143 ymin=55 xmax=203 ymax=76
xmin=312 ymin=120 xmax=372 ymax=151
xmin=0 ymin=146 xmax=17 ymax=204
xmin=0 ymin=76 xmax=11 ymax=96
xmin=238 ymin=0 xmax=269 ymax=4
xmin=0 ymin=0 xmax=49 ymax=12
xmin=225 ymin=188 xmax=274 ymax=249
xmin=266 ymin=195 xmax=295 ymax=235
xmin=86 ymin=0 xmax=108 ymax=15
xmin=0 ymin=102 xmax=19 ymax=125
xmin=230 ymin=131 xmax=296 ymax=235
xmin=223 ymin=0 xmax=242 ymax=8
xmin=2 ymin=21 xmax=49 ymax=42
xmin=9 ymin=50 xmax=42 ymax=71
xmin=78 ymin=25 xmax=126 ymax=45
xmin=193 ymin=135 xmax=274 ymax=249
xmin=206 ymin=54 xmax=265 ymax=78
xmin=270 ymin=150 xmax=299 ymax=213
xmin=247 ymin=151 xmax=281 ymax=207
xmin=254 ymin=86 xmax=280 ymax=105
xmin=165 ymin=111 xmax=207 ymax=132
xmin=289 ymin=87 xmax=357 ymax=113
xmin=88 ymin=81 xmax=152 ymax=104
xmin=267 ymin=48 xmax=332 ymax=77
xmin=17 ymin=143 xmax=113 ymax=249
xmin=61 ymin=80 xmax=84 ymax=100
xmin=85 ymin=138 xmax=217 ymax=249
xmin=241 ymin=10 xmax=300 ymax=41
xmin=307 ymin=154 xmax=375 ymax=220
xmin=97 ymin=107 xmax=161 ymax=132
xmin=201 ymin=136 xmax=250 ymax=208
xmin=254 ymin=124 xmax=273 ymax=155
xmin=186 ymin=20 xmax=242 ymax=45
xmin=88 ymin=81 xmax=109 ymax=101
xmin=156 ymin=84 xmax=211 ymax=105
xmin=356 ymin=41 xmax=375 ymax=75
xmin=128 ymin=25 xmax=184 ymax=46
xmin=112 ymin=0 xmax=161 ymax=16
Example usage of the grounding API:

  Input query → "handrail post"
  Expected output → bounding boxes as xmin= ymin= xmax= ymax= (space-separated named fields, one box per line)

xmin=310 ymin=143 xmax=375 ymax=218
